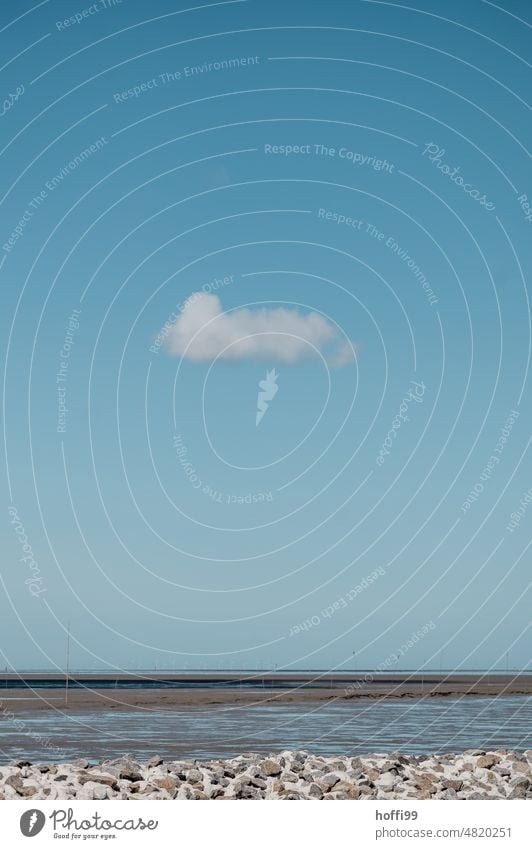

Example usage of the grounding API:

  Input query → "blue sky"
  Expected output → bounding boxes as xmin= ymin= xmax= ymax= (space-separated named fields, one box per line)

xmin=1 ymin=0 xmax=531 ymax=671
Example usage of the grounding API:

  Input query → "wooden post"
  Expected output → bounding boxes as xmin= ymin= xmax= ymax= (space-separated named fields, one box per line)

xmin=65 ymin=621 xmax=71 ymax=707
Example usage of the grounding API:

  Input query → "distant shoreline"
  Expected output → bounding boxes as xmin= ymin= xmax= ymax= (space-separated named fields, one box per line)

xmin=1 ymin=672 xmax=531 ymax=713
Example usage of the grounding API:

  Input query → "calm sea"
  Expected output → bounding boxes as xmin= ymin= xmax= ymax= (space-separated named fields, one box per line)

xmin=0 ymin=695 xmax=530 ymax=763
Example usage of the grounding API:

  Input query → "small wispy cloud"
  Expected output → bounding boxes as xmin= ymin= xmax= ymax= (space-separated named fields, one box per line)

xmin=164 ymin=293 xmax=355 ymax=365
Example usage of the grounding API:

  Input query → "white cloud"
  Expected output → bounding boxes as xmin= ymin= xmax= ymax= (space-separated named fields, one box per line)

xmin=164 ymin=293 xmax=355 ymax=365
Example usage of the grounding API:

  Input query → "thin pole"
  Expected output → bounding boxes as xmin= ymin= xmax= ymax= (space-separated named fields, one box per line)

xmin=65 ymin=621 xmax=71 ymax=707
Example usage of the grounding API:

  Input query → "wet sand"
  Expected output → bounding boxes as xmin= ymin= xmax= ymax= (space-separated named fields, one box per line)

xmin=2 ymin=673 xmax=531 ymax=714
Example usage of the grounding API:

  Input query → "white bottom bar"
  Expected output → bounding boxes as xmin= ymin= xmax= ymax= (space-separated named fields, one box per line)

xmin=0 ymin=799 xmax=529 ymax=847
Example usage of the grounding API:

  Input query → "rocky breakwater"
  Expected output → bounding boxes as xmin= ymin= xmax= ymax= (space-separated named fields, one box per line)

xmin=1 ymin=750 xmax=531 ymax=800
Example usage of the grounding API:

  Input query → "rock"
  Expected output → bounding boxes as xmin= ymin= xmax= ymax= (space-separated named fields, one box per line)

xmin=508 ymin=776 xmax=530 ymax=799
xmin=177 ymin=784 xmax=196 ymax=800
xmin=115 ymin=758 xmax=143 ymax=782
xmin=508 ymin=785 xmax=527 ymax=799
xmin=442 ymin=779 xmax=462 ymax=792
xmin=308 ymin=783 xmax=324 ymax=799
xmin=78 ymin=772 xmax=118 ymax=789
xmin=240 ymin=785 xmax=263 ymax=799
xmin=18 ymin=784 xmax=39 ymax=797
xmin=153 ymin=777 xmax=178 ymax=794
xmin=365 ymin=768 xmax=381 ymax=781
xmin=438 ymin=788 xmax=458 ymax=799
xmin=260 ymin=760 xmax=282 ymax=776
xmin=209 ymin=786 xmax=226 ymax=799
xmin=1 ymin=749 xmax=529 ymax=800
xmin=2 ymin=786 xmax=18 ymax=800
xmin=492 ymin=765 xmax=511 ymax=777
xmin=119 ymin=767 xmax=144 ymax=782
xmin=378 ymin=759 xmax=401 ymax=773
xmin=414 ymin=773 xmax=439 ymax=789
xmin=193 ymin=790 xmax=208 ymax=800
xmin=513 ymin=761 xmax=530 ymax=774
xmin=477 ymin=755 xmax=500 ymax=769
xmin=187 ymin=769 xmax=203 ymax=784
xmin=4 ymin=775 xmax=23 ymax=791
xmin=81 ymin=782 xmax=108 ymax=800
xmin=318 ymin=773 xmax=340 ymax=791
xmin=334 ymin=781 xmax=361 ymax=799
